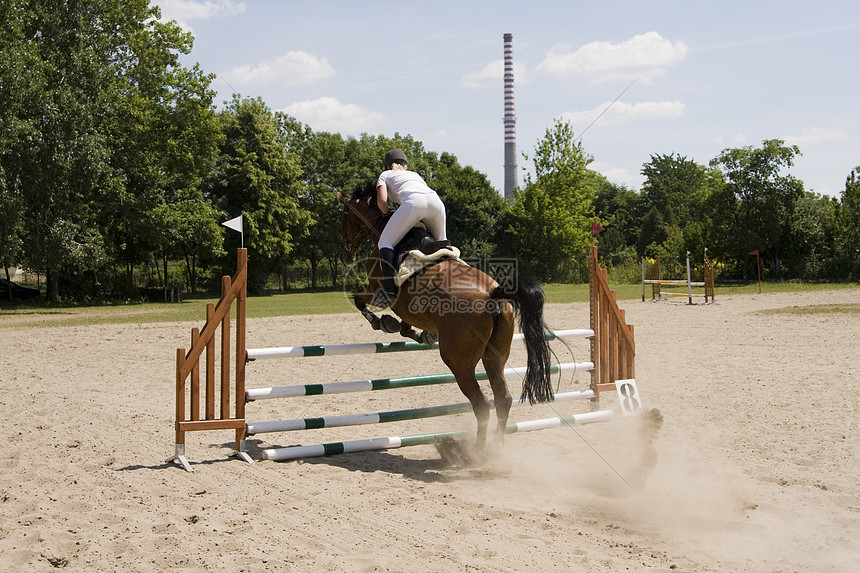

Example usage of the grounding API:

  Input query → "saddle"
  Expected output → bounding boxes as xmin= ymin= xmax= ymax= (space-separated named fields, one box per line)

xmin=391 ymin=227 xmax=463 ymax=287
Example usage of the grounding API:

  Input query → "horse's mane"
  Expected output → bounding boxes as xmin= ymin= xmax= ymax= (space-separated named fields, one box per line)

xmin=350 ymin=180 xmax=377 ymax=201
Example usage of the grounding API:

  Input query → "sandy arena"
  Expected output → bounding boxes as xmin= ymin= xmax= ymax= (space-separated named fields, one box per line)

xmin=1 ymin=288 xmax=858 ymax=572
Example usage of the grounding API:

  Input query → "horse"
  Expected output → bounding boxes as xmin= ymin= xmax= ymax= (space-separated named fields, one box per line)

xmin=337 ymin=181 xmax=554 ymax=456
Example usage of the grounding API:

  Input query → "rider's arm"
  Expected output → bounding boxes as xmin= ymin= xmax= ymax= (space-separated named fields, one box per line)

xmin=376 ymin=185 xmax=390 ymax=214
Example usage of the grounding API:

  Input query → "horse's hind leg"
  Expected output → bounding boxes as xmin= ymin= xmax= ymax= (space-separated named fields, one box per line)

xmin=484 ymin=354 xmax=512 ymax=443
xmin=439 ymin=336 xmax=490 ymax=451
xmin=483 ymin=310 xmax=514 ymax=443
xmin=452 ymin=367 xmax=490 ymax=448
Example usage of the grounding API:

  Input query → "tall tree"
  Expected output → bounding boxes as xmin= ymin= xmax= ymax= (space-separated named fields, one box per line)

xmin=836 ymin=167 xmax=860 ymax=279
xmin=0 ymin=1 xmax=35 ymax=292
xmin=155 ymin=199 xmax=226 ymax=293
xmin=0 ymin=0 xmax=223 ymax=301
xmin=101 ymin=2 xmax=223 ymax=293
xmin=591 ymin=176 xmax=643 ymax=268
xmin=639 ymin=153 xmax=715 ymax=266
xmin=783 ymin=191 xmax=837 ymax=279
xmin=499 ymin=119 xmax=596 ymax=281
xmin=641 ymin=153 xmax=707 ymax=229
xmin=282 ymin=120 xmax=347 ymax=289
xmin=710 ymin=139 xmax=804 ymax=278
xmin=2 ymin=0 xmax=125 ymax=301
xmin=638 ymin=207 xmax=668 ymax=258
xmin=207 ymin=96 xmax=311 ymax=292
xmin=426 ymin=152 xmax=505 ymax=261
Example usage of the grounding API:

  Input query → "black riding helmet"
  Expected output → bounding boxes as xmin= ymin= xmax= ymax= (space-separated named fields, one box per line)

xmin=384 ymin=149 xmax=408 ymax=169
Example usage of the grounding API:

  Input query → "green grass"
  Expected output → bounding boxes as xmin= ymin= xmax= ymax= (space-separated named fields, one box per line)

xmin=0 ymin=290 xmax=357 ymax=328
xmin=759 ymin=303 xmax=860 ymax=315
xmin=544 ymin=281 xmax=858 ymax=304
xmin=2 ymin=281 xmax=857 ymax=328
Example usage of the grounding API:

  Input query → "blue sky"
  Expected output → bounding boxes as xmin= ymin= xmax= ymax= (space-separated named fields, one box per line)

xmin=155 ymin=0 xmax=860 ymax=198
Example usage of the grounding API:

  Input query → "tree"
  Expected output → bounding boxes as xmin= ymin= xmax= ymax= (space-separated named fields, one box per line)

xmin=162 ymin=199 xmax=226 ymax=293
xmin=710 ymin=139 xmax=804 ymax=278
xmin=499 ymin=119 xmax=596 ymax=281
xmin=783 ymin=191 xmax=837 ymax=279
xmin=639 ymin=153 xmax=716 ymax=267
xmin=0 ymin=162 xmax=24 ymax=289
xmin=426 ymin=152 xmax=505 ymax=261
xmin=282 ymin=121 xmax=347 ymax=289
xmin=207 ymin=96 xmax=311 ymax=292
xmin=0 ymin=0 xmax=223 ymax=301
xmin=1 ymin=0 xmax=126 ymax=301
xmin=641 ymin=153 xmax=707 ymax=229
xmin=0 ymin=1 xmax=35 ymax=292
xmin=638 ymin=207 xmax=668 ymax=258
xmin=592 ymin=176 xmax=643 ymax=261
xmin=100 ymin=3 xmax=222 ymax=294
xmin=836 ymin=167 xmax=860 ymax=279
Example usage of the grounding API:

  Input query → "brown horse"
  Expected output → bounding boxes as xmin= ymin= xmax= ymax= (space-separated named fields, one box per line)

xmin=337 ymin=181 xmax=554 ymax=453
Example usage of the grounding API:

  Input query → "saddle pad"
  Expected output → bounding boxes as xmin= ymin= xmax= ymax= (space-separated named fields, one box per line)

xmin=394 ymin=246 xmax=464 ymax=287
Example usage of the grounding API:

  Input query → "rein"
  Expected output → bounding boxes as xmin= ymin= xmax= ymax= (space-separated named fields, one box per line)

xmin=341 ymin=197 xmax=387 ymax=256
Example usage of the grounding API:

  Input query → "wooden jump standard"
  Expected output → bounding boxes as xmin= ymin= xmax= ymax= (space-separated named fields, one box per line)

xmin=170 ymin=246 xmax=635 ymax=471
xmin=642 ymin=250 xmax=715 ymax=304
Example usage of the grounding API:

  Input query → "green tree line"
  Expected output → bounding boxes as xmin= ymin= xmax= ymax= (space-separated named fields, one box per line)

xmin=2 ymin=1 xmax=858 ymax=303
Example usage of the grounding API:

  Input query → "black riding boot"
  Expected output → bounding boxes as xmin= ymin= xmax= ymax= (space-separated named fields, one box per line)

xmin=374 ymin=247 xmax=398 ymax=308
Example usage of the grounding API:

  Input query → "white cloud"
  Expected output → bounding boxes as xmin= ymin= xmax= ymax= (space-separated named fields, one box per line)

xmin=560 ymin=100 xmax=688 ymax=128
xmin=784 ymin=127 xmax=849 ymax=146
xmin=461 ymin=59 xmax=528 ymax=89
xmin=714 ymin=134 xmax=750 ymax=147
xmin=158 ymin=0 xmax=245 ymax=19
xmin=536 ymin=32 xmax=688 ymax=83
xmin=591 ymin=162 xmax=643 ymax=190
xmin=221 ymin=51 xmax=336 ymax=88
xmin=156 ymin=0 xmax=246 ymax=31
xmin=281 ymin=97 xmax=384 ymax=134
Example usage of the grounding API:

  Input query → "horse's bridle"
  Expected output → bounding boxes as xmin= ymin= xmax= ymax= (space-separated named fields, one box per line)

xmin=340 ymin=196 xmax=386 ymax=259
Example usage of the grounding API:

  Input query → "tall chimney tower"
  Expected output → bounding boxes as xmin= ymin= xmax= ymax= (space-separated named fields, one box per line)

xmin=503 ymin=33 xmax=517 ymax=200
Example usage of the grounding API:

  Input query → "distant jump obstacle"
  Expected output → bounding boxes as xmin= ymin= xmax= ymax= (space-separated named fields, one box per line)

xmin=170 ymin=247 xmax=639 ymax=471
xmin=642 ymin=250 xmax=715 ymax=304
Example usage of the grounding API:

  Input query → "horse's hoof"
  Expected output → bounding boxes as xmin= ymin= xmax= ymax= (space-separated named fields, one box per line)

xmin=420 ymin=330 xmax=438 ymax=345
xmin=434 ymin=437 xmax=484 ymax=467
xmin=379 ymin=314 xmax=401 ymax=333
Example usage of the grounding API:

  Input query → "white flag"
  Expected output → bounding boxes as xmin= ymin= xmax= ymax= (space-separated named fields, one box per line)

xmin=222 ymin=215 xmax=243 ymax=234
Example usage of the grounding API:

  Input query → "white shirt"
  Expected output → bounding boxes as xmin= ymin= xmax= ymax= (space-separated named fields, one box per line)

xmin=376 ymin=170 xmax=436 ymax=204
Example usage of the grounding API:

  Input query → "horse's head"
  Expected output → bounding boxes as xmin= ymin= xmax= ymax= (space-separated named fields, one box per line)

xmin=337 ymin=181 xmax=384 ymax=266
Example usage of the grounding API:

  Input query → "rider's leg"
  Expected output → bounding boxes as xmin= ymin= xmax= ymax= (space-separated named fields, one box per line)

xmin=419 ymin=195 xmax=450 ymax=252
xmin=378 ymin=201 xmax=419 ymax=250
xmin=422 ymin=194 xmax=448 ymax=243
xmin=379 ymin=247 xmax=397 ymax=298
xmin=376 ymin=202 xmax=420 ymax=306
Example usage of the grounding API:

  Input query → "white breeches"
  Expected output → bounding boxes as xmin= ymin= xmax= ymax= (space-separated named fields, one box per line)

xmin=378 ymin=193 xmax=447 ymax=251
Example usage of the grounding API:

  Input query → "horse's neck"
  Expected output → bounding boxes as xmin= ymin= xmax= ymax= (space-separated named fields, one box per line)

xmin=364 ymin=250 xmax=382 ymax=289
xmin=367 ymin=210 xmax=388 ymax=250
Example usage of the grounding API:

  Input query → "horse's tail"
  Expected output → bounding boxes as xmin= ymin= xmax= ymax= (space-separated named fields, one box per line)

xmin=491 ymin=275 xmax=553 ymax=405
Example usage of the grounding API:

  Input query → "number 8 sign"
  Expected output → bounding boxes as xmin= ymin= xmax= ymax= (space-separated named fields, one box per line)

xmin=615 ymin=379 xmax=642 ymax=416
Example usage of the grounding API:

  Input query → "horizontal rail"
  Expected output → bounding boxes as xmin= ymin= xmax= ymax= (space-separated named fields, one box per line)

xmin=643 ymin=280 xmax=705 ymax=286
xmin=261 ymin=410 xmax=615 ymax=461
xmin=659 ymin=292 xmax=708 ymax=297
xmin=246 ymin=361 xmax=593 ymax=401
xmin=246 ymin=329 xmax=593 ymax=361
xmin=247 ymin=389 xmax=595 ymax=435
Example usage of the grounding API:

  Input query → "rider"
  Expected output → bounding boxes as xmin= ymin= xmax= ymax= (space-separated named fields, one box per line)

xmin=375 ymin=148 xmax=449 ymax=305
